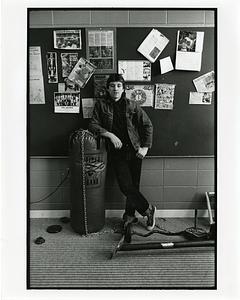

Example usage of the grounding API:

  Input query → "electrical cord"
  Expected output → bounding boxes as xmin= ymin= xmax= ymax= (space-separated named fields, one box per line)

xmin=30 ymin=159 xmax=105 ymax=204
xmin=30 ymin=169 xmax=70 ymax=204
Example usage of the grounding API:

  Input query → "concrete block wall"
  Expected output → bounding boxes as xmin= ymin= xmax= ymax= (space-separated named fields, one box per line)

xmin=30 ymin=157 xmax=215 ymax=211
xmin=29 ymin=9 xmax=215 ymax=28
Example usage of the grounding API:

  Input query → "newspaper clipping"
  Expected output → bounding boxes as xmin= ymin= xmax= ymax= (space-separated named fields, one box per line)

xmin=175 ymin=30 xmax=204 ymax=71
xmin=155 ymin=83 xmax=176 ymax=110
xmin=87 ymin=29 xmax=115 ymax=72
xmin=193 ymin=71 xmax=215 ymax=92
xmin=61 ymin=53 xmax=79 ymax=77
xmin=189 ymin=92 xmax=212 ymax=105
xmin=137 ymin=29 xmax=169 ymax=63
xmin=54 ymin=30 xmax=82 ymax=49
xmin=118 ymin=60 xmax=151 ymax=81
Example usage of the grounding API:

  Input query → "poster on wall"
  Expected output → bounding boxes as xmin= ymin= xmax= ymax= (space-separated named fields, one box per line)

xmin=68 ymin=57 xmax=96 ymax=88
xmin=118 ymin=60 xmax=151 ymax=81
xmin=47 ymin=52 xmax=58 ymax=83
xmin=175 ymin=30 xmax=204 ymax=71
xmin=125 ymin=85 xmax=154 ymax=107
xmin=93 ymin=74 xmax=110 ymax=98
xmin=155 ymin=83 xmax=176 ymax=110
xmin=29 ymin=46 xmax=45 ymax=104
xmin=137 ymin=29 xmax=169 ymax=63
xmin=60 ymin=53 xmax=79 ymax=77
xmin=54 ymin=92 xmax=80 ymax=113
xmin=189 ymin=92 xmax=212 ymax=104
xmin=54 ymin=30 xmax=82 ymax=49
xmin=193 ymin=71 xmax=215 ymax=92
xmin=86 ymin=28 xmax=116 ymax=73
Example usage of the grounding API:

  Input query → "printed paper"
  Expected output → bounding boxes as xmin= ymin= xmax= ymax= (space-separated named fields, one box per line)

xmin=193 ymin=71 xmax=215 ymax=92
xmin=68 ymin=57 xmax=96 ymax=88
xmin=87 ymin=29 xmax=115 ymax=72
xmin=125 ymin=85 xmax=154 ymax=107
xmin=189 ymin=92 xmax=212 ymax=105
xmin=47 ymin=52 xmax=58 ymax=83
xmin=29 ymin=46 xmax=45 ymax=104
xmin=118 ymin=60 xmax=151 ymax=81
xmin=30 ymin=77 xmax=45 ymax=104
xmin=54 ymin=30 xmax=82 ymax=49
xmin=175 ymin=31 xmax=204 ymax=71
xmin=60 ymin=53 xmax=78 ymax=77
xmin=29 ymin=46 xmax=43 ymax=77
xmin=82 ymin=98 xmax=96 ymax=119
xmin=160 ymin=56 xmax=174 ymax=74
xmin=137 ymin=29 xmax=169 ymax=63
xmin=54 ymin=92 xmax=80 ymax=113
xmin=93 ymin=75 xmax=110 ymax=98
xmin=58 ymin=81 xmax=80 ymax=93
xmin=155 ymin=84 xmax=176 ymax=110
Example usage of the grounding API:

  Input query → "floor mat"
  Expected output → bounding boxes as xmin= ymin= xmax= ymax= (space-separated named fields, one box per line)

xmin=29 ymin=217 xmax=215 ymax=288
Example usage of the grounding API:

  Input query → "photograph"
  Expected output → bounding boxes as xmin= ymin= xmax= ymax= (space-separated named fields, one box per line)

xmin=177 ymin=31 xmax=197 ymax=52
xmin=54 ymin=29 xmax=82 ymax=49
xmin=3 ymin=1 xmax=240 ymax=299
xmin=27 ymin=8 xmax=217 ymax=290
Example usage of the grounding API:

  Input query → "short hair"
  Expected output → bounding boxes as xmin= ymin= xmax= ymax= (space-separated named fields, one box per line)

xmin=106 ymin=74 xmax=125 ymax=89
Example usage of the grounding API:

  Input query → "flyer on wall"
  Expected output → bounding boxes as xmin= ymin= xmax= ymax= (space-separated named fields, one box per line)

xmin=47 ymin=52 xmax=58 ymax=83
xmin=54 ymin=92 xmax=80 ymax=113
xmin=125 ymin=85 xmax=154 ymax=107
xmin=68 ymin=57 xmax=96 ymax=88
xmin=82 ymin=98 xmax=96 ymax=119
xmin=155 ymin=83 xmax=176 ymax=110
xmin=29 ymin=46 xmax=45 ymax=104
xmin=93 ymin=74 xmax=110 ymax=98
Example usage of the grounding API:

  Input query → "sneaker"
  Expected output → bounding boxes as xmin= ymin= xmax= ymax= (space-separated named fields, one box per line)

xmin=122 ymin=213 xmax=138 ymax=224
xmin=146 ymin=205 xmax=156 ymax=231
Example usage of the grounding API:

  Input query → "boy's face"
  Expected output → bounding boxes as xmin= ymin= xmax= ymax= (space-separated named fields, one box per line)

xmin=107 ymin=81 xmax=124 ymax=101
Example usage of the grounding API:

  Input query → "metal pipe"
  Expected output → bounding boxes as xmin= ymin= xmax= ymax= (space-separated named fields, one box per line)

xmin=119 ymin=240 xmax=215 ymax=251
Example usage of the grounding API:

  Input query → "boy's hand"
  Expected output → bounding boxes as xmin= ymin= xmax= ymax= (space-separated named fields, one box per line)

xmin=136 ymin=147 xmax=148 ymax=159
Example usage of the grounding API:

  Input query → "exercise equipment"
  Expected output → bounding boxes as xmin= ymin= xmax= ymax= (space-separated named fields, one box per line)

xmin=69 ymin=129 xmax=107 ymax=235
xmin=111 ymin=219 xmax=215 ymax=258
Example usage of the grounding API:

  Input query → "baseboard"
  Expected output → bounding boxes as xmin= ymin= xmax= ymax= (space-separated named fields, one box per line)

xmin=30 ymin=209 xmax=211 ymax=219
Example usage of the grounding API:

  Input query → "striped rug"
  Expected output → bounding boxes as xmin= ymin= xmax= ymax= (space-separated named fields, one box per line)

xmin=29 ymin=218 xmax=215 ymax=288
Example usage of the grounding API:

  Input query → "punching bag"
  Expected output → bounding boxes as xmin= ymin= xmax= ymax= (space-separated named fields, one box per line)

xmin=69 ymin=129 xmax=107 ymax=235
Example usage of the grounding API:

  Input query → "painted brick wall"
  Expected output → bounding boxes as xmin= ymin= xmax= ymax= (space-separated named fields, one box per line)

xmin=30 ymin=157 xmax=215 ymax=211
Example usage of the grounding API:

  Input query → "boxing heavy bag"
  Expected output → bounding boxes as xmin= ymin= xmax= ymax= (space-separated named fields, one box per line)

xmin=69 ymin=129 xmax=107 ymax=235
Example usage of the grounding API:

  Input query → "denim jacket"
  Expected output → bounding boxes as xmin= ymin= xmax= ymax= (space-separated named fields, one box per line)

xmin=88 ymin=95 xmax=153 ymax=151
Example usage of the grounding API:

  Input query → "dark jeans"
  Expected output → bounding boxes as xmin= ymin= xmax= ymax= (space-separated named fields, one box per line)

xmin=109 ymin=150 xmax=149 ymax=216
